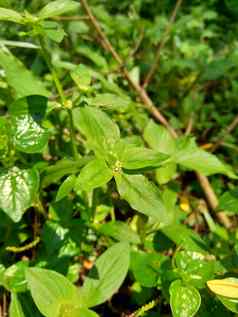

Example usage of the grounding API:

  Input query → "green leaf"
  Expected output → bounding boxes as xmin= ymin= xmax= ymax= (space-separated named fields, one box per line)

xmin=174 ymin=137 xmax=236 ymax=177
xmin=2 ymin=261 xmax=28 ymax=293
xmin=76 ymin=46 xmax=108 ymax=71
xmin=0 ymin=167 xmax=39 ymax=222
xmin=56 ymin=174 xmax=76 ymax=202
xmin=42 ymin=158 xmax=90 ymax=188
xmin=130 ymin=251 xmax=161 ymax=287
xmin=218 ymin=189 xmax=238 ymax=213
xmin=9 ymin=95 xmax=49 ymax=153
xmin=226 ymin=0 xmax=238 ymax=14
xmin=42 ymin=21 xmax=66 ymax=43
xmin=161 ymin=224 xmax=207 ymax=253
xmin=38 ymin=0 xmax=79 ymax=20
xmin=10 ymin=293 xmax=25 ymax=317
xmin=0 ymin=117 xmax=11 ymax=160
xmin=170 ymin=280 xmax=201 ymax=317
xmin=70 ymin=64 xmax=92 ymax=92
xmin=0 ymin=7 xmax=24 ymax=23
xmin=175 ymin=250 xmax=215 ymax=289
xmin=0 ymin=48 xmax=49 ymax=98
xmin=75 ymin=159 xmax=113 ymax=192
xmin=81 ymin=242 xmax=130 ymax=307
xmin=58 ymin=306 xmax=99 ymax=317
xmin=26 ymin=268 xmax=79 ymax=317
xmin=73 ymin=106 xmax=120 ymax=157
xmin=121 ymin=147 xmax=169 ymax=170
xmin=98 ymin=221 xmax=140 ymax=244
xmin=155 ymin=162 xmax=177 ymax=184
xmin=218 ymin=296 xmax=238 ymax=314
xmin=87 ymin=93 xmax=132 ymax=113
xmin=143 ymin=120 xmax=176 ymax=154
xmin=115 ymin=173 xmax=169 ymax=224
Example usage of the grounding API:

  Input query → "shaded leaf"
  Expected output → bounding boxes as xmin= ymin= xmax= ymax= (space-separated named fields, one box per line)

xmin=161 ymin=224 xmax=207 ymax=253
xmin=56 ymin=174 xmax=76 ymax=202
xmin=9 ymin=293 xmax=25 ymax=317
xmin=98 ymin=221 xmax=140 ymax=244
xmin=9 ymin=95 xmax=49 ymax=153
xmin=218 ymin=189 xmax=238 ymax=213
xmin=218 ymin=296 xmax=238 ymax=314
xmin=130 ymin=251 xmax=161 ymax=287
xmin=0 ymin=167 xmax=39 ymax=222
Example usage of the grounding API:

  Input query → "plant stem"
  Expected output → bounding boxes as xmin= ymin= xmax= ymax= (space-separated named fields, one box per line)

xmin=38 ymin=36 xmax=79 ymax=160
xmin=81 ymin=0 xmax=231 ymax=229
xmin=67 ymin=108 xmax=79 ymax=160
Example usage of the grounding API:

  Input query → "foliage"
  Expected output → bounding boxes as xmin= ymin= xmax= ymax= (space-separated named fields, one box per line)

xmin=0 ymin=0 xmax=238 ymax=316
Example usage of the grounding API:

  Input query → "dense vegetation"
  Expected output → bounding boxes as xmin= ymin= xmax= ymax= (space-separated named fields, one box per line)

xmin=0 ymin=0 xmax=238 ymax=316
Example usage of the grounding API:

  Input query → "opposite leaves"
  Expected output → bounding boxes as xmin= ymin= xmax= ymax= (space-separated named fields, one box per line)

xmin=144 ymin=120 xmax=236 ymax=178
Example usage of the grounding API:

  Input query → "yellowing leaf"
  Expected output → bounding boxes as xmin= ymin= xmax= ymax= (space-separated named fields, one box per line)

xmin=207 ymin=278 xmax=238 ymax=298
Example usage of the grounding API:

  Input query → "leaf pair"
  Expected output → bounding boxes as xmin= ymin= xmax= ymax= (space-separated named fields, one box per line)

xmin=11 ymin=242 xmax=130 ymax=317
xmin=144 ymin=120 xmax=236 ymax=182
xmin=73 ymin=106 xmax=174 ymax=225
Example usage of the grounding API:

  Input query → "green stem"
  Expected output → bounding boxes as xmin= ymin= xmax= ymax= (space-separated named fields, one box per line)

xmin=38 ymin=36 xmax=79 ymax=160
xmin=67 ymin=108 xmax=79 ymax=160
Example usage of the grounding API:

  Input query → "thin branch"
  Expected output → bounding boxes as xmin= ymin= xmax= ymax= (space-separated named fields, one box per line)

xmin=185 ymin=116 xmax=194 ymax=135
xmin=211 ymin=114 xmax=238 ymax=152
xmin=80 ymin=0 xmax=177 ymax=138
xmin=196 ymin=174 xmax=231 ymax=228
xmin=129 ymin=28 xmax=144 ymax=57
xmin=142 ymin=0 xmax=183 ymax=88
xmin=80 ymin=0 xmax=231 ymax=228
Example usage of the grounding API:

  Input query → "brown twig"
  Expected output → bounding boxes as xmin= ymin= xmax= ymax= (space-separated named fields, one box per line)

xmin=211 ymin=114 xmax=238 ymax=152
xmin=142 ymin=0 xmax=183 ymax=88
xmin=195 ymin=180 xmax=231 ymax=228
xmin=129 ymin=28 xmax=144 ymax=57
xmin=185 ymin=116 xmax=194 ymax=135
xmin=80 ymin=0 xmax=231 ymax=228
xmin=2 ymin=293 xmax=7 ymax=317
xmin=80 ymin=0 xmax=177 ymax=138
